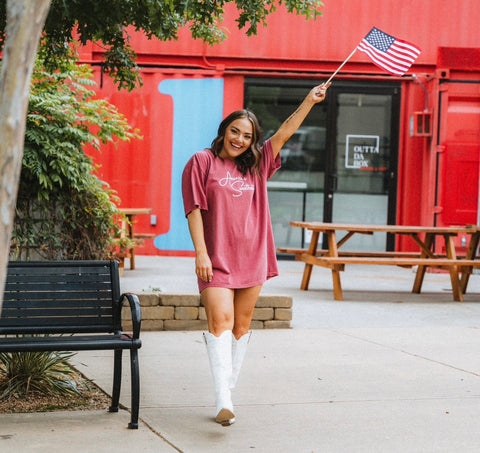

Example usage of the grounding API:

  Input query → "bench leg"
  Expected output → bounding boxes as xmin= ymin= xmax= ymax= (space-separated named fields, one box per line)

xmin=326 ymin=231 xmax=343 ymax=301
xmin=412 ymin=234 xmax=433 ymax=294
xmin=449 ymin=266 xmax=463 ymax=302
xmin=109 ymin=349 xmax=123 ymax=413
xmin=130 ymin=246 xmax=136 ymax=270
xmin=412 ymin=265 xmax=427 ymax=294
xmin=300 ymin=264 xmax=313 ymax=290
xmin=460 ymin=232 xmax=480 ymax=294
xmin=300 ymin=231 xmax=320 ymax=290
xmin=444 ymin=234 xmax=463 ymax=302
xmin=459 ymin=270 xmax=471 ymax=295
xmin=332 ymin=269 xmax=343 ymax=301
xmin=128 ymin=348 xmax=140 ymax=429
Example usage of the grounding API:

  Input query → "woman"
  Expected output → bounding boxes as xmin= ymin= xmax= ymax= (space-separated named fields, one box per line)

xmin=182 ymin=82 xmax=330 ymax=426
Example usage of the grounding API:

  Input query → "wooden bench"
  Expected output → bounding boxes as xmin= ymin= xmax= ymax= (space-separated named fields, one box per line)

xmin=277 ymin=247 xmax=422 ymax=259
xmin=278 ymin=246 xmax=480 ymax=301
xmin=279 ymin=248 xmax=480 ymax=268
xmin=1 ymin=260 xmax=142 ymax=429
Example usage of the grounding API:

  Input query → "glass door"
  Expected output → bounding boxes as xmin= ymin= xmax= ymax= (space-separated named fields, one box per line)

xmin=324 ymin=85 xmax=400 ymax=250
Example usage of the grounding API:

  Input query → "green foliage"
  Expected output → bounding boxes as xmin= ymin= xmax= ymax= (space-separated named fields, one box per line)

xmin=10 ymin=45 xmax=140 ymax=261
xmin=0 ymin=0 xmax=323 ymax=90
xmin=0 ymin=349 xmax=82 ymax=398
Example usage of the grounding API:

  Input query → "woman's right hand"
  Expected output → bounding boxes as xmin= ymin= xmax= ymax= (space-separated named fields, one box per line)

xmin=195 ymin=250 xmax=213 ymax=283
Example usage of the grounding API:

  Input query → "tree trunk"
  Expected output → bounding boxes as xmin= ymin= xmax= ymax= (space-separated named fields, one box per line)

xmin=0 ymin=0 xmax=51 ymax=309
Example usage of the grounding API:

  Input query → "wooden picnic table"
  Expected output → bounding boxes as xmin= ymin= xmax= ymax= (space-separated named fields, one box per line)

xmin=119 ymin=208 xmax=154 ymax=270
xmin=279 ymin=222 xmax=480 ymax=302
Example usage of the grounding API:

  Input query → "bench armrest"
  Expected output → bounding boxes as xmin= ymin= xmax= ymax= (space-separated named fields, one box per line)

xmin=119 ymin=293 xmax=142 ymax=339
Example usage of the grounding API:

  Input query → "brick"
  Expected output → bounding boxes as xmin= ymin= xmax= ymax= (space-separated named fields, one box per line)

xmin=122 ymin=320 xmax=132 ymax=330
xmin=264 ymin=320 xmax=291 ymax=329
xmin=253 ymin=307 xmax=274 ymax=321
xmin=249 ymin=320 xmax=264 ymax=329
xmin=175 ymin=307 xmax=199 ymax=320
xmin=140 ymin=306 xmax=171 ymax=320
xmin=198 ymin=307 xmax=207 ymax=320
xmin=164 ymin=319 xmax=208 ymax=331
xmin=256 ymin=295 xmax=292 ymax=308
xmin=274 ymin=308 xmax=293 ymax=321
xmin=158 ymin=306 xmax=175 ymax=320
xmin=159 ymin=294 xmax=201 ymax=307
xmin=138 ymin=294 xmax=160 ymax=307
xmin=121 ymin=309 xmax=132 ymax=321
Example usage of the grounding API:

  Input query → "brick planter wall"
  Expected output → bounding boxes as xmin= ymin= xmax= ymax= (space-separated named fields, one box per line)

xmin=122 ymin=293 xmax=293 ymax=331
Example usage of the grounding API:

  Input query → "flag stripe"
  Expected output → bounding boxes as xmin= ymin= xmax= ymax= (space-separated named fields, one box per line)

xmin=356 ymin=27 xmax=421 ymax=76
xmin=358 ymin=42 xmax=413 ymax=72
xmin=358 ymin=41 xmax=412 ymax=68
xmin=390 ymin=44 xmax=420 ymax=62
xmin=393 ymin=39 xmax=422 ymax=57
xmin=357 ymin=42 xmax=407 ymax=75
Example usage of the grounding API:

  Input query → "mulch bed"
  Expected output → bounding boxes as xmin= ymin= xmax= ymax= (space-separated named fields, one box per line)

xmin=0 ymin=369 xmax=111 ymax=414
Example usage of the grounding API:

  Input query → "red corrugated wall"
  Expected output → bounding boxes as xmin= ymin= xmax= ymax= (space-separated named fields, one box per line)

xmin=82 ymin=0 xmax=480 ymax=255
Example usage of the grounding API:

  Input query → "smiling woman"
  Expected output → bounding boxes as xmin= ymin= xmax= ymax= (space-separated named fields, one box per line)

xmin=211 ymin=109 xmax=263 ymax=175
xmin=219 ymin=118 xmax=253 ymax=160
xmin=181 ymin=83 xmax=329 ymax=426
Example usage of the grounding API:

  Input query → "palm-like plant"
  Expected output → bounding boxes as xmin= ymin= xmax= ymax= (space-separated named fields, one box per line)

xmin=0 ymin=350 xmax=82 ymax=398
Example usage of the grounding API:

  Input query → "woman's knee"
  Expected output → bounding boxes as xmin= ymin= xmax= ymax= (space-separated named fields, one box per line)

xmin=201 ymin=287 xmax=235 ymax=335
xmin=209 ymin=311 xmax=234 ymax=335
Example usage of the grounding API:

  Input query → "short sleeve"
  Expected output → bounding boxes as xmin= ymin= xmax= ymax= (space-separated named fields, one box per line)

xmin=261 ymin=139 xmax=281 ymax=180
xmin=182 ymin=151 xmax=211 ymax=217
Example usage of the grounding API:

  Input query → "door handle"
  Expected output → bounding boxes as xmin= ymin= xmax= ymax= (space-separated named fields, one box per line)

xmin=329 ymin=175 xmax=338 ymax=192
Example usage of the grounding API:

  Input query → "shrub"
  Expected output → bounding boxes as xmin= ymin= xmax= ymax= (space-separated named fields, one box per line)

xmin=0 ymin=350 xmax=82 ymax=398
xmin=10 ymin=44 xmax=140 ymax=260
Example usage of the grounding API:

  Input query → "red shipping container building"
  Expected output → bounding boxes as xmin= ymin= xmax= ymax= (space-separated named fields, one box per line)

xmin=82 ymin=0 xmax=480 ymax=256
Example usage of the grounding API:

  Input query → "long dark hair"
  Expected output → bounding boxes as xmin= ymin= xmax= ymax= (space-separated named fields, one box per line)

xmin=210 ymin=109 xmax=262 ymax=176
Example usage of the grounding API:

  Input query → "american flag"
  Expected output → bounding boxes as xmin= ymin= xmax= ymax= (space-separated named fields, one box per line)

xmin=357 ymin=27 xmax=421 ymax=76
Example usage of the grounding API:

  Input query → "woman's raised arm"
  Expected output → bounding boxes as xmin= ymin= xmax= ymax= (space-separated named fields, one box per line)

xmin=269 ymin=82 xmax=330 ymax=158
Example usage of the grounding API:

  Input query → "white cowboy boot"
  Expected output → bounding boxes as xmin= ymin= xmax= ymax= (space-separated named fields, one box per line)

xmin=230 ymin=331 xmax=251 ymax=389
xmin=203 ymin=330 xmax=235 ymax=426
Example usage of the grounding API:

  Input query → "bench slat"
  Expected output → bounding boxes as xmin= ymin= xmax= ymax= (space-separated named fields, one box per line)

xmin=0 ymin=315 xmax=113 ymax=326
xmin=0 ymin=324 xmax=116 ymax=335
xmin=276 ymin=247 xmax=472 ymax=259
xmin=308 ymin=256 xmax=480 ymax=267
xmin=3 ymin=294 xmax=112 ymax=304
xmin=2 ymin=299 xmax=113 ymax=309
xmin=6 ymin=274 xmax=114 ymax=284
xmin=7 ymin=265 xmax=112 ymax=276
xmin=5 ymin=282 xmax=113 ymax=292
xmin=0 ymin=334 xmax=140 ymax=352
xmin=1 ymin=307 xmax=113 ymax=317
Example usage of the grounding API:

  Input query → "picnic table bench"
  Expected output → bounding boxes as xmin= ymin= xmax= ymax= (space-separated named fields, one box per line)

xmin=279 ymin=222 xmax=480 ymax=302
xmin=0 ymin=260 xmax=142 ymax=429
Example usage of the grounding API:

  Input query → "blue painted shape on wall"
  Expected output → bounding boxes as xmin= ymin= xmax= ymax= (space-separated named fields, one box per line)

xmin=154 ymin=78 xmax=224 ymax=251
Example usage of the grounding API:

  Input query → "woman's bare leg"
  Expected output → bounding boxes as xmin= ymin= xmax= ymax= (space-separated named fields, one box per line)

xmin=232 ymin=285 xmax=262 ymax=339
xmin=201 ymin=287 xmax=235 ymax=336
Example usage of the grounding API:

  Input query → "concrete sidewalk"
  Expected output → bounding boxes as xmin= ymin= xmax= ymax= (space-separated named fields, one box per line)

xmin=2 ymin=256 xmax=480 ymax=452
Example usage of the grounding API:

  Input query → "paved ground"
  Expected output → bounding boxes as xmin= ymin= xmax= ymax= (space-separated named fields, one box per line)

xmin=1 ymin=256 xmax=480 ymax=452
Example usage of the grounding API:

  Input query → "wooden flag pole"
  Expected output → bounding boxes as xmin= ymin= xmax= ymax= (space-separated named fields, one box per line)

xmin=324 ymin=47 xmax=358 ymax=84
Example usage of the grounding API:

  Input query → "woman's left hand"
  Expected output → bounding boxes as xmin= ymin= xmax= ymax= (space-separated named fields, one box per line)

xmin=311 ymin=82 xmax=331 ymax=103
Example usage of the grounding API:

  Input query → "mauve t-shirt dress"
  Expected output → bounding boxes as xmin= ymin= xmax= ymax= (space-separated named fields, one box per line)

xmin=182 ymin=139 xmax=280 ymax=293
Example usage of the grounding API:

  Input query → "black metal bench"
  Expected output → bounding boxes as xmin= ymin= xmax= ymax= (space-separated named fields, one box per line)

xmin=0 ymin=260 xmax=142 ymax=429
